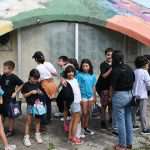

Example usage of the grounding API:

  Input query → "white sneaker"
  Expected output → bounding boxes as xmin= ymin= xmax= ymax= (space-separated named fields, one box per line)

xmin=80 ymin=129 xmax=86 ymax=138
xmin=23 ymin=135 xmax=31 ymax=147
xmin=5 ymin=145 xmax=16 ymax=150
xmin=35 ymin=132 xmax=43 ymax=144
xmin=54 ymin=112 xmax=64 ymax=117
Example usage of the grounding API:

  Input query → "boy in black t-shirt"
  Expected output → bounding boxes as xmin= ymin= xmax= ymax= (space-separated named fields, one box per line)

xmin=96 ymin=48 xmax=113 ymax=128
xmin=0 ymin=61 xmax=23 ymax=137
xmin=22 ymin=69 xmax=44 ymax=147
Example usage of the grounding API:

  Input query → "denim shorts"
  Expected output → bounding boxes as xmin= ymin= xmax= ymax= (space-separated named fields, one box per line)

xmin=82 ymin=97 xmax=93 ymax=102
xmin=70 ymin=103 xmax=81 ymax=113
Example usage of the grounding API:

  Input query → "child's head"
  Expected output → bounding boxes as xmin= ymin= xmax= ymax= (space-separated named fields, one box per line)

xmin=134 ymin=56 xmax=149 ymax=69
xmin=57 ymin=56 xmax=68 ymax=67
xmin=64 ymin=65 xmax=76 ymax=80
xmin=80 ymin=59 xmax=93 ymax=74
xmin=29 ymin=69 xmax=40 ymax=84
xmin=68 ymin=58 xmax=79 ymax=70
xmin=3 ymin=60 xmax=15 ymax=75
xmin=105 ymin=48 xmax=113 ymax=63
xmin=32 ymin=51 xmax=45 ymax=64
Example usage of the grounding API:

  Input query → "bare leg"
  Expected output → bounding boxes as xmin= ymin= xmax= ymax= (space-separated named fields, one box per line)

xmin=35 ymin=118 xmax=40 ymax=133
xmin=68 ymin=117 xmax=73 ymax=139
xmin=81 ymin=102 xmax=88 ymax=128
xmin=8 ymin=118 xmax=15 ymax=131
xmin=84 ymin=101 xmax=92 ymax=128
xmin=71 ymin=113 xmax=80 ymax=137
xmin=25 ymin=115 xmax=32 ymax=135
xmin=0 ymin=115 xmax=9 ymax=147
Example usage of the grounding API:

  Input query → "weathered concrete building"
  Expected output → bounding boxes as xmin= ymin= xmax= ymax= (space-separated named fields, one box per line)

xmin=0 ymin=0 xmax=150 ymax=80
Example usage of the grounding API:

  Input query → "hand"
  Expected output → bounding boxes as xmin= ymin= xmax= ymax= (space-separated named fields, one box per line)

xmin=37 ymin=89 xmax=43 ymax=95
xmin=11 ymin=92 xmax=17 ymax=98
xmin=31 ymin=90 xmax=38 ymax=95
xmin=61 ymin=78 xmax=67 ymax=87
xmin=92 ymin=97 xmax=97 ymax=104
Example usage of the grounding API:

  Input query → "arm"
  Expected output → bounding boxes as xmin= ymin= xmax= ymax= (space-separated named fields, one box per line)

xmin=144 ymin=71 xmax=150 ymax=90
xmin=93 ymin=86 xmax=97 ymax=104
xmin=102 ymin=67 xmax=112 ymax=79
xmin=47 ymin=63 xmax=58 ymax=76
xmin=23 ymin=90 xmax=37 ymax=98
xmin=11 ymin=84 xmax=23 ymax=98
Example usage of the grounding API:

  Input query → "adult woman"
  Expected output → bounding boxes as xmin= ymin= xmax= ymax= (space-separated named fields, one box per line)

xmin=110 ymin=51 xmax=134 ymax=150
xmin=32 ymin=51 xmax=58 ymax=122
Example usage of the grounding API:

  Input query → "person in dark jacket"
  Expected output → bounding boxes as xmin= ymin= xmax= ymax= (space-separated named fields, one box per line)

xmin=111 ymin=51 xmax=134 ymax=150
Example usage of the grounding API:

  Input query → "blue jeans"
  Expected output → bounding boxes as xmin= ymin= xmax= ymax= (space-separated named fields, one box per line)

xmin=112 ymin=91 xmax=133 ymax=147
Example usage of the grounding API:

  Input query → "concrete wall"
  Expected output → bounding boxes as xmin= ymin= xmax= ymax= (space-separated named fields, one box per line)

xmin=20 ymin=22 xmax=128 ymax=80
xmin=0 ymin=31 xmax=17 ymax=74
xmin=0 ymin=22 xmax=149 ymax=80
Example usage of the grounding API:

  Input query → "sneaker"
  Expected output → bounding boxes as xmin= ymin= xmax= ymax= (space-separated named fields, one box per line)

xmin=84 ymin=128 xmax=95 ymax=135
xmin=80 ymin=129 xmax=86 ymax=138
xmin=141 ymin=129 xmax=150 ymax=134
xmin=101 ymin=121 xmax=107 ymax=129
xmin=5 ymin=145 xmax=16 ymax=150
xmin=133 ymin=125 xmax=139 ymax=131
xmin=54 ymin=112 xmax=64 ymax=117
xmin=6 ymin=130 xmax=14 ymax=137
xmin=35 ymin=132 xmax=43 ymax=144
xmin=60 ymin=116 xmax=71 ymax=121
xmin=23 ymin=135 xmax=31 ymax=147
xmin=112 ymin=130 xmax=118 ymax=136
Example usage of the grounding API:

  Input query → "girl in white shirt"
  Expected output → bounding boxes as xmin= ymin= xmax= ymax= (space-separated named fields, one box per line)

xmin=32 ymin=51 xmax=58 ymax=99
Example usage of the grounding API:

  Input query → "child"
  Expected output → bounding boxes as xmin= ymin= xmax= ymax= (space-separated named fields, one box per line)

xmin=0 ymin=85 xmax=16 ymax=150
xmin=63 ymin=65 xmax=82 ymax=144
xmin=96 ymin=48 xmax=113 ymax=128
xmin=22 ymin=69 xmax=44 ymax=147
xmin=0 ymin=61 xmax=23 ymax=137
xmin=32 ymin=51 xmax=58 ymax=123
xmin=133 ymin=56 xmax=150 ymax=134
xmin=77 ymin=59 xmax=96 ymax=136
xmin=57 ymin=56 xmax=70 ymax=132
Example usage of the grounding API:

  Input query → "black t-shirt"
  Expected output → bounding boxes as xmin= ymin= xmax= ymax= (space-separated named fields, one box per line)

xmin=111 ymin=64 xmax=135 ymax=91
xmin=22 ymin=82 xmax=42 ymax=105
xmin=0 ymin=74 xmax=23 ymax=101
xmin=96 ymin=62 xmax=112 ymax=94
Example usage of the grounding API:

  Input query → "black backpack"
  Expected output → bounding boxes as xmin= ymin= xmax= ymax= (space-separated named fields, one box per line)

xmin=117 ymin=64 xmax=135 ymax=90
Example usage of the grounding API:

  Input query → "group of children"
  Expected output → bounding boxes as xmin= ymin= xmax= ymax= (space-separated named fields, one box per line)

xmin=0 ymin=49 xmax=150 ymax=150
xmin=0 ymin=51 xmax=97 ymax=149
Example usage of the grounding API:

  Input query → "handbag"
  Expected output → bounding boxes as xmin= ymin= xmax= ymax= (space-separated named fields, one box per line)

xmin=7 ymin=100 xmax=22 ymax=118
xmin=130 ymin=96 xmax=140 ymax=106
xmin=32 ymin=99 xmax=47 ymax=116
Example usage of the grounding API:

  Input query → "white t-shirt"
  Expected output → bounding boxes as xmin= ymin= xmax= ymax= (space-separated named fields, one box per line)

xmin=133 ymin=68 xmax=150 ymax=99
xmin=67 ymin=78 xmax=81 ymax=103
xmin=36 ymin=62 xmax=57 ymax=80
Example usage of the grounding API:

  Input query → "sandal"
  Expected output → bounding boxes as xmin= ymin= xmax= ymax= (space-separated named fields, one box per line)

xmin=113 ymin=144 xmax=127 ymax=150
xmin=71 ymin=137 xmax=83 ymax=145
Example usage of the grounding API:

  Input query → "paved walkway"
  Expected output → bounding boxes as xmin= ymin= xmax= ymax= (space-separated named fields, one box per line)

xmin=1 ymin=103 xmax=150 ymax=150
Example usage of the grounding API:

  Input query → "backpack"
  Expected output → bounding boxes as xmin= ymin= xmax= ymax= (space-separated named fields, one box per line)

xmin=117 ymin=64 xmax=135 ymax=90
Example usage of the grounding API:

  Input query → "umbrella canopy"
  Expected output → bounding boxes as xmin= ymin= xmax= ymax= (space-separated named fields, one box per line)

xmin=0 ymin=0 xmax=150 ymax=46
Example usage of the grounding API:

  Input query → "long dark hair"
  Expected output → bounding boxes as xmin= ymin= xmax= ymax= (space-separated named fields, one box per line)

xmin=112 ymin=50 xmax=124 ymax=67
xmin=80 ymin=59 xmax=93 ymax=74
xmin=68 ymin=58 xmax=79 ymax=70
